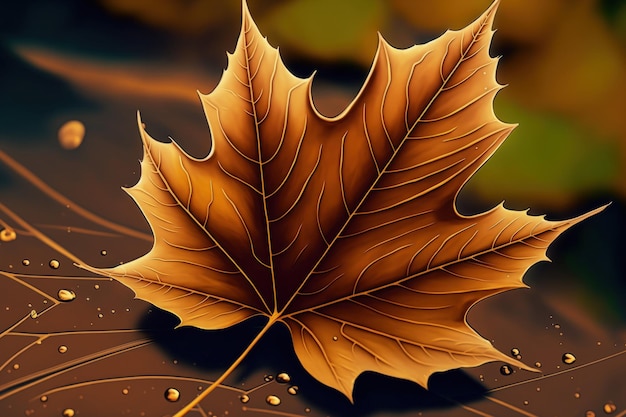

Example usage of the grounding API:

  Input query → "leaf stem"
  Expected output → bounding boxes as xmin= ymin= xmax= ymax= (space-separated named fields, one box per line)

xmin=173 ymin=316 xmax=277 ymax=417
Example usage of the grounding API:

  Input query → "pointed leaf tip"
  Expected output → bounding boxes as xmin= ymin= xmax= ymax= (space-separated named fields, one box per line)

xmin=476 ymin=0 xmax=500 ymax=30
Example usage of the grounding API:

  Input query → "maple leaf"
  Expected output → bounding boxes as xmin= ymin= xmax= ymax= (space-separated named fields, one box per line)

xmin=81 ymin=0 xmax=604 ymax=413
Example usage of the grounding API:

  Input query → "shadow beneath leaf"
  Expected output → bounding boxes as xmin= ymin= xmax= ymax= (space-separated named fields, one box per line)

xmin=140 ymin=308 xmax=488 ymax=416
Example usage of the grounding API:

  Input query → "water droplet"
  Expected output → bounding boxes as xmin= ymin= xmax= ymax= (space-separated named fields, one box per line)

xmin=29 ymin=310 xmax=38 ymax=319
xmin=100 ymin=250 xmax=107 ymax=256
xmin=534 ymin=361 xmax=542 ymax=368
xmin=276 ymin=373 xmax=291 ymax=383
xmin=332 ymin=336 xmax=338 ymax=341
xmin=264 ymin=375 xmax=274 ymax=382
xmin=288 ymin=385 xmax=299 ymax=395
xmin=22 ymin=259 xmax=30 ymax=266
xmin=164 ymin=388 xmax=180 ymax=402
xmin=98 ymin=313 xmax=104 ymax=318
xmin=574 ymin=392 xmax=581 ymax=399
xmin=62 ymin=409 xmax=75 ymax=417
xmin=94 ymin=284 xmax=100 ymax=290
xmin=58 ymin=345 xmax=68 ymax=354
xmin=586 ymin=412 xmax=596 ymax=417
xmin=603 ymin=403 xmax=616 ymax=414
xmin=49 ymin=259 xmax=60 ymax=269
xmin=57 ymin=289 xmax=76 ymax=302
xmin=511 ymin=348 xmax=520 ymax=356
xmin=239 ymin=394 xmax=250 ymax=404
xmin=554 ymin=324 xmax=561 ymax=329
xmin=523 ymin=400 xmax=529 ymax=405
xmin=40 ymin=395 xmax=48 ymax=402
xmin=58 ymin=120 xmax=85 ymax=150
xmin=122 ymin=388 xmax=129 ymax=395
xmin=266 ymin=395 xmax=281 ymax=406
xmin=12 ymin=363 xmax=19 ymax=370
xmin=0 ymin=228 xmax=16 ymax=242
xmin=500 ymin=365 xmax=513 ymax=375
xmin=304 ymin=408 xmax=311 ymax=413
xmin=562 ymin=353 xmax=576 ymax=364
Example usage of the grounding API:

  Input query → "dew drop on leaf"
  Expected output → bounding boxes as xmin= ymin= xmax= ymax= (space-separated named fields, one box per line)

xmin=94 ymin=284 xmax=100 ymax=290
xmin=562 ymin=352 xmax=576 ymax=364
xmin=276 ymin=372 xmax=291 ymax=383
xmin=100 ymin=250 xmax=107 ymax=256
xmin=58 ymin=345 xmax=68 ymax=354
xmin=0 ymin=228 xmax=16 ymax=242
xmin=288 ymin=385 xmax=299 ymax=395
xmin=586 ymin=412 xmax=596 ymax=417
xmin=40 ymin=396 xmax=47 ymax=403
xmin=266 ymin=395 xmax=281 ymax=406
xmin=239 ymin=394 xmax=250 ymax=404
xmin=164 ymin=388 xmax=180 ymax=402
xmin=62 ymin=409 xmax=75 ymax=417
xmin=12 ymin=363 xmax=19 ymax=370
xmin=57 ymin=289 xmax=76 ymax=302
xmin=58 ymin=120 xmax=85 ymax=150
xmin=264 ymin=375 xmax=274 ymax=382
xmin=122 ymin=388 xmax=129 ymax=395
xmin=332 ymin=336 xmax=338 ymax=341
xmin=29 ymin=310 xmax=38 ymax=319
xmin=49 ymin=259 xmax=60 ymax=269
xmin=574 ymin=392 xmax=581 ymax=399
xmin=603 ymin=403 xmax=617 ymax=414
xmin=534 ymin=361 xmax=542 ymax=368
xmin=499 ymin=365 xmax=513 ymax=375
xmin=22 ymin=259 xmax=30 ymax=266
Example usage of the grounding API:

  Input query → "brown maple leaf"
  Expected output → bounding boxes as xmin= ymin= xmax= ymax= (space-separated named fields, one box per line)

xmin=81 ymin=0 xmax=604 ymax=414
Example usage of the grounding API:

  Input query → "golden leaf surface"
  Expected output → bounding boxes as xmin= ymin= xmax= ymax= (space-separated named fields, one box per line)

xmin=83 ymin=0 xmax=603 ymax=400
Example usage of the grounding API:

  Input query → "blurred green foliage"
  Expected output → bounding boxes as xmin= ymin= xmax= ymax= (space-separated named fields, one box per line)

xmin=467 ymin=99 xmax=620 ymax=208
xmin=261 ymin=0 xmax=385 ymax=62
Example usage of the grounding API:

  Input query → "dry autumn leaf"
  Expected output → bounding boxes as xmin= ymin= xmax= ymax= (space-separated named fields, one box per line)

xmin=79 ymin=0 xmax=604 ymax=414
